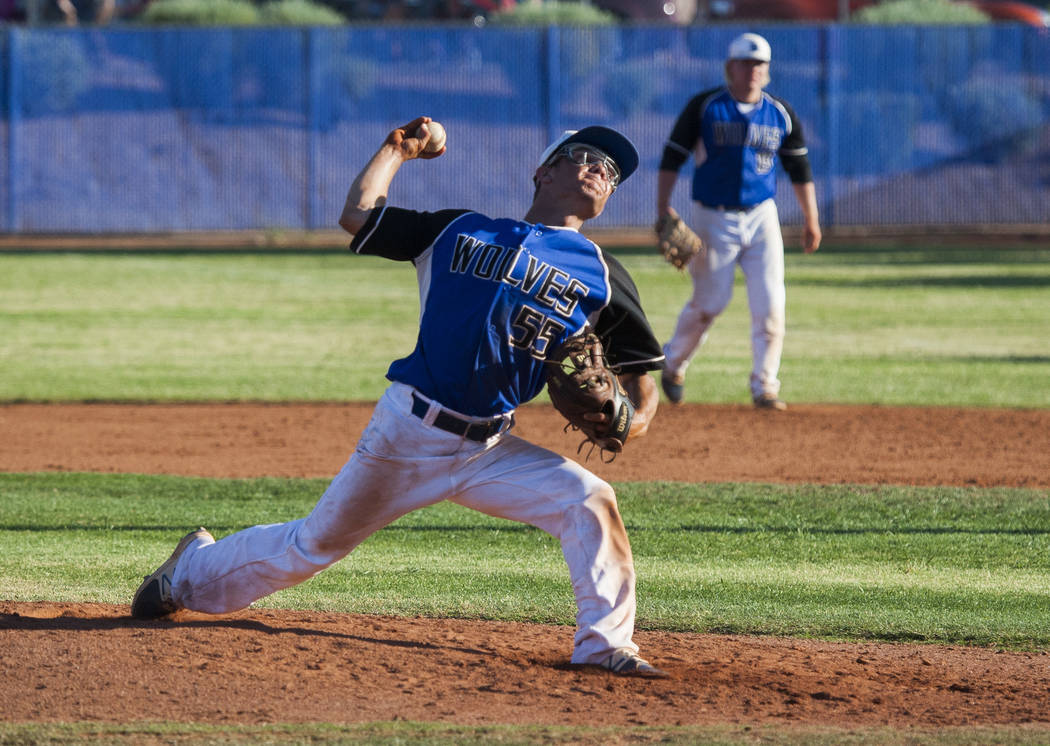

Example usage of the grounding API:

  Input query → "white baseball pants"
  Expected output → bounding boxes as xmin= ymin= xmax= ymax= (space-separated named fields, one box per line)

xmin=171 ymin=382 xmax=639 ymax=665
xmin=663 ymin=198 xmax=786 ymax=399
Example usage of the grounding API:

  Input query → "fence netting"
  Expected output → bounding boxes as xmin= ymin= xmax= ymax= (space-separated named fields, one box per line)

xmin=2 ymin=24 xmax=1047 ymax=232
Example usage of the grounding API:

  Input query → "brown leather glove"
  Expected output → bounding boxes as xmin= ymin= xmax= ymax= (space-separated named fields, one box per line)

xmin=545 ymin=332 xmax=634 ymax=456
xmin=655 ymin=207 xmax=703 ymax=270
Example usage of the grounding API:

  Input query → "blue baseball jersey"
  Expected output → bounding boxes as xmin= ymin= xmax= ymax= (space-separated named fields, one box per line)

xmin=660 ymin=87 xmax=813 ymax=209
xmin=349 ymin=207 xmax=664 ymax=417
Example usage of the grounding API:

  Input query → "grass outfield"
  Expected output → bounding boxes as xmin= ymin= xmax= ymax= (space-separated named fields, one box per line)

xmin=2 ymin=472 xmax=1047 ymax=650
xmin=0 ymin=244 xmax=1047 ymax=406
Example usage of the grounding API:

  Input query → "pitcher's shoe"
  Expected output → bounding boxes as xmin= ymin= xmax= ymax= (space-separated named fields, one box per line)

xmin=131 ymin=527 xmax=212 ymax=619
xmin=753 ymin=393 xmax=787 ymax=411
xmin=595 ymin=649 xmax=669 ymax=678
xmin=661 ymin=371 xmax=685 ymax=405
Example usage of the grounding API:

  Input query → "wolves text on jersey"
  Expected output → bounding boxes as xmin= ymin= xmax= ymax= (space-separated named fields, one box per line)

xmin=711 ymin=121 xmax=783 ymax=152
xmin=450 ymin=233 xmax=592 ymax=319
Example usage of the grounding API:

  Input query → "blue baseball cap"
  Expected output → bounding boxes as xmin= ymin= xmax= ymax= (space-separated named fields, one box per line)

xmin=537 ymin=126 xmax=639 ymax=184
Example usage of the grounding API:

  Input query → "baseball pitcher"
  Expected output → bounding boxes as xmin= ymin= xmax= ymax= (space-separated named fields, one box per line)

xmin=131 ymin=117 xmax=668 ymax=678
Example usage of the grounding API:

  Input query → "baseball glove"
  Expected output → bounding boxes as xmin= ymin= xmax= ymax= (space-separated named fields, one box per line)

xmin=545 ymin=332 xmax=635 ymax=458
xmin=655 ymin=207 xmax=703 ymax=270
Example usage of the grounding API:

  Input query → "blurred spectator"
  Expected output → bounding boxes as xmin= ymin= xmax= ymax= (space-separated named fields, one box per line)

xmin=5 ymin=0 xmax=124 ymax=23
xmin=49 ymin=0 xmax=116 ymax=24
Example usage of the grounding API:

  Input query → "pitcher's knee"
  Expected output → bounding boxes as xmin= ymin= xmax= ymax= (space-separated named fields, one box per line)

xmin=584 ymin=483 xmax=618 ymax=516
xmin=576 ymin=484 xmax=633 ymax=561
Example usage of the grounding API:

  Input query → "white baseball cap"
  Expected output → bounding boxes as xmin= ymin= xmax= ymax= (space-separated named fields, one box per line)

xmin=536 ymin=126 xmax=639 ymax=184
xmin=727 ymin=32 xmax=771 ymax=62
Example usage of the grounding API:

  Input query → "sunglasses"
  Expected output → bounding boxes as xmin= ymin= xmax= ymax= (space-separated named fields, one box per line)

xmin=548 ymin=145 xmax=621 ymax=190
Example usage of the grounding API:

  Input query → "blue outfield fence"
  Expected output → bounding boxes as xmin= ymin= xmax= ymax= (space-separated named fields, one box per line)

xmin=1 ymin=24 xmax=1048 ymax=233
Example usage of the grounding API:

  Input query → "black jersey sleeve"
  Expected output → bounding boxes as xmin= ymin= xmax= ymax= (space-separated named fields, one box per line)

xmin=773 ymin=96 xmax=814 ymax=184
xmin=659 ymin=87 xmax=720 ymax=172
xmin=348 ymin=206 xmax=472 ymax=261
xmin=592 ymin=252 xmax=664 ymax=375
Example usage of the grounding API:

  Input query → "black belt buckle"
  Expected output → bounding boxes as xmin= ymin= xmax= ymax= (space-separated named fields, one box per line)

xmin=460 ymin=416 xmax=503 ymax=442
xmin=411 ymin=393 xmax=505 ymax=442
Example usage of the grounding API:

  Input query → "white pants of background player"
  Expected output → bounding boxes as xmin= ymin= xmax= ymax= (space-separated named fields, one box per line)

xmin=663 ymin=198 xmax=786 ymax=400
xmin=170 ymin=382 xmax=639 ymax=666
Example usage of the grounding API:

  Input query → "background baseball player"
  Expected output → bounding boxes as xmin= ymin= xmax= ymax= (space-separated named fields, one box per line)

xmin=131 ymin=116 xmax=668 ymax=677
xmin=657 ymin=32 xmax=821 ymax=410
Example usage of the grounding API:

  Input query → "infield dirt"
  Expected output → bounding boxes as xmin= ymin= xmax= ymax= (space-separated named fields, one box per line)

xmin=1 ymin=402 xmax=1048 ymax=729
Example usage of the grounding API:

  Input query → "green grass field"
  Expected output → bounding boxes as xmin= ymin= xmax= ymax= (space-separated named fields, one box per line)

xmin=1 ymin=244 xmax=1048 ymax=744
xmin=2 ymin=472 xmax=1048 ymax=649
xmin=1 ymin=245 xmax=1047 ymax=406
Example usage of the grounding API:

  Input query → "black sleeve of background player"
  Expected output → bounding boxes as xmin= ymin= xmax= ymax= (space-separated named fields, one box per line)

xmin=592 ymin=253 xmax=664 ymax=375
xmin=348 ymin=206 xmax=471 ymax=261
xmin=659 ymin=88 xmax=718 ymax=172
xmin=775 ymin=97 xmax=814 ymax=184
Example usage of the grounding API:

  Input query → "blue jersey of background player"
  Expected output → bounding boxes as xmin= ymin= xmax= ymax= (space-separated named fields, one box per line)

xmin=671 ymin=85 xmax=808 ymax=210
xmin=676 ymin=86 xmax=806 ymax=210
xmin=131 ymin=117 xmax=669 ymax=679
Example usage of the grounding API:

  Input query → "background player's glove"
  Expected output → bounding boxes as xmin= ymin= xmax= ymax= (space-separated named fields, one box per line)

xmin=545 ymin=332 xmax=634 ymax=457
xmin=655 ymin=208 xmax=703 ymax=270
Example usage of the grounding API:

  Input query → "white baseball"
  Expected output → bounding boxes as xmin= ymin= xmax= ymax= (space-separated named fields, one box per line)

xmin=417 ymin=120 xmax=446 ymax=153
